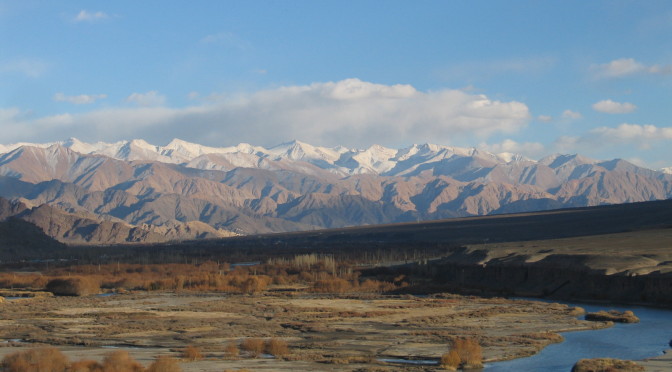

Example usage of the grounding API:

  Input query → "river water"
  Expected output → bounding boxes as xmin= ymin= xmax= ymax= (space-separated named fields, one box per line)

xmin=486 ymin=300 xmax=672 ymax=371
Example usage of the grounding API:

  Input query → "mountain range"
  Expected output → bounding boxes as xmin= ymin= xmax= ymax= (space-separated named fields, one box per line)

xmin=0 ymin=138 xmax=671 ymax=245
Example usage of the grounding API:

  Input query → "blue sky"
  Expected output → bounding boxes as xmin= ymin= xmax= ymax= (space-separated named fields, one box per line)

xmin=1 ymin=1 xmax=671 ymax=168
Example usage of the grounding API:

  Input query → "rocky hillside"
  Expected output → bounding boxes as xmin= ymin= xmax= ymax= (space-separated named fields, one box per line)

xmin=0 ymin=198 xmax=235 ymax=245
xmin=0 ymin=138 xmax=671 ymax=240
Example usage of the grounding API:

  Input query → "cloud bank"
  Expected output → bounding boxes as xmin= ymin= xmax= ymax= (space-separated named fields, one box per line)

xmin=0 ymin=79 xmax=530 ymax=148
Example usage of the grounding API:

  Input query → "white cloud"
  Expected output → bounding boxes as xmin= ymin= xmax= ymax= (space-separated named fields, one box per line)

xmin=0 ymin=79 xmax=530 ymax=148
xmin=591 ymin=123 xmax=672 ymax=142
xmin=590 ymin=123 xmax=672 ymax=151
xmin=592 ymin=58 xmax=672 ymax=78
xmin=479 ymin=139 xmax=545 ymax=158
xmin=625 ymin=157 xmax=648 ymax=167
xmin=439 ymin=56 xmax=556 ymax=83
xmin=562 ymin=110 xmax=582 ymax=120
xmin=54 ymin=93 xmax=107 ymax=105
xmin=537 ymin=115 xmax=553 ymax=123
xmin=648 ymin=64 xmax=672 ymax=75
xmin=0 ymin=58 xmax=48 ymax=78
xmin=552 ymin=135 xmax=581 ymax=153
xmin=187 ymin=92 xmax=200 ymax=100
xmin=200 ymin=32 xmax=251 ymax=49
xmin=126 ymin=91 xmax=166 ymax=106
xmin=0 ymin=108 xmax=21 ymax=123
xmin=548 ymin=123 xmax=672 ymax=156
xmin=592 ymin=99 xmax=636 ymax=114
xmin=74 ymin=10 xmax=109 ymax=22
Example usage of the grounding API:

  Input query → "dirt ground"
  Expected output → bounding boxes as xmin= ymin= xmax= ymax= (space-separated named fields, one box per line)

xmin=639 ymin=350 xmax=672 ymax=372
xmin=0 ymin=291 xmax=614 ymax=371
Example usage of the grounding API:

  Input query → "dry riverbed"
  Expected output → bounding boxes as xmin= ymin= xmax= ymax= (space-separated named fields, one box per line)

xmin=0 ymin=292 xmax=611 ymax=371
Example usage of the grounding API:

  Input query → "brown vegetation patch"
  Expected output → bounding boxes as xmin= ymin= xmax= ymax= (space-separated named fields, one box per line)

xmin=1 ymin=347 xmax=69 ymax=372
xmin=266 ymin=338 xmax=289 ymax=357
xmin=181 ymin=345 xmax=203 ymax=361
xmin=240 ymin=338 xmax=265 ymax=358
xmin=585 ymin=310 xmax=640 ymax=323
xmin=46 ymin=277 xmax=100 ymax=296
xmin=146 ymin=356 xmax=181 ymax=372
xmin=572 ymin=358 xmax=645 ymax=372
xmin=0 ymin=348 xmax=172 ymax=372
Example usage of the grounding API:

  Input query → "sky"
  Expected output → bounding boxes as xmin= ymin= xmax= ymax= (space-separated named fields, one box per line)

xmin=1 ymin=1 xmax=671 ymax=168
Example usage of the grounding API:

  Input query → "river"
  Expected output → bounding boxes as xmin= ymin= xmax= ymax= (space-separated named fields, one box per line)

xmin=486 ymin=300 xmax=672 ymax=371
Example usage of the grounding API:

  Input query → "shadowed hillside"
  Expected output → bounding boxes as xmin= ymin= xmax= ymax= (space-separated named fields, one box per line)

xmin=2 ymin=198 xmax=671 ymax=306
xmin=0 ymin=218 xmax=66 ymax=261
xmin=175 ymin=198 xmax=672 ymax=254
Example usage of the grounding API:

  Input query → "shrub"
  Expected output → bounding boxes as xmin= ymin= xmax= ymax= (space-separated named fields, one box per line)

xmin=70 ymin=359 xmax=104 ymax=372
xmin=146 ymin=356 xmax=181 ymax=372
xmin=46 ymin=276 xmax=100 ymax=296
xmin=572 ymin=358 xmax=644 ymax=372
xmin=265 ymin=338 xmax=289 ymax=357
xmin=240 ymin=338 xmax=265 ymax=357
xmin=101 ymin=350 xmax=144 ymax=372
xmin=240 ymin=276 xmax=269 ymax=294
xmin=440 ymin=349 xmax=460 ymax=370
xmin=224 ymin=341 xmax=240 ymax=359
xmin=313 ymin=278 xmax=350 ymax=293
xmin=455 ymin=337 xmax=483 ymax=368
xmin=1 ymin=347 xmax=69 ymax=372
xmin=181 ymin=345 xmax=203 ymax=361
xmin=442 ymin=337 xmax=483 ymax=369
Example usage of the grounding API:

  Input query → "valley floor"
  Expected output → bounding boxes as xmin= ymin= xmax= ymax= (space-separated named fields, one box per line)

xmin=0 ymin=291 xmax=615 ymax=371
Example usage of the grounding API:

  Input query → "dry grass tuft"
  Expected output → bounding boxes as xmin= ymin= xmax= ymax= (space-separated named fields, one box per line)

xmin=240 ymin=338 xmax=265 ymax=358
xmin=572 ymin=358 xmax=644 ymax=372
xmin=0 ymin=347 xmax=183 ymax=372
xmin=224 ymin=341 xmax=240 ymax=359
xmin=70 ymin=359 xmax=104 ymax=372
xmin=440 ymin=337 xmax=483 ymax=370
xmin=46 ymin=276 xmax=100 ymax=296
xmin=102 ymin=350 xmax=144 ymax=372
xmin=146 ymin=356 xmax=181 ymax=372
xmin=1 ymin=347 xmax=69 ymax=372
xmin=265 ymin=338 xmax=289 ymax=357
xmin=440 ymin=349 xmax=460 ymax=370
xmin=181 ymin=345 xmax=203 ymax=361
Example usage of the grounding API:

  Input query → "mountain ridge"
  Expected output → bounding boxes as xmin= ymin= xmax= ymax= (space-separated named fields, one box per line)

xmin=0 ymin=138 xmax=560 ymax=176
xmin=0 ymin=138 xmax=671 ymax=244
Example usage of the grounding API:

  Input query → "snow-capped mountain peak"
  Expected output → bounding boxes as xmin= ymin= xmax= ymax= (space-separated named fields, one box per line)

xmin=7 ymin=138 xmax=662 ymax=181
